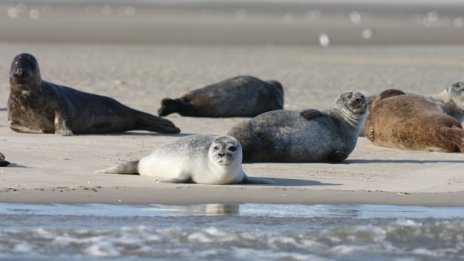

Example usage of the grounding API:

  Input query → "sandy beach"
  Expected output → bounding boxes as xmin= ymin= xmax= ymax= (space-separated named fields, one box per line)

xmin=1 ymin=0 xmax=464 ymax=207
xmin=1 ymin=43 xmax=464 ymax=206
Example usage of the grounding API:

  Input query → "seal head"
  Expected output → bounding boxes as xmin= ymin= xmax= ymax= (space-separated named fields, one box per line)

xmin=209 ymin=136 xmax=242 ymax=166
xmin=332 ymin=91 xmax=367 ymax=127
xmin=10 ymin=53 xmax=41 ymax=87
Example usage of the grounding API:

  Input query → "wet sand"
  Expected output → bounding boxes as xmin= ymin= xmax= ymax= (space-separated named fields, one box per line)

xmin=1 ymin=43 xmax=464 ymax=206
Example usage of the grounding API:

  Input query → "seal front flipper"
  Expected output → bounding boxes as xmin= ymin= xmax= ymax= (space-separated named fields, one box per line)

xmin=327 ymin=150 xmax=349 ymax=163
xmin=95 ymin=160 xmax=139 ymax=174
xmin=157 ymin=177 xmax=193 ymax=183
xmin=54 ymin=110 xmax=73 ymax=136
xmin=241 ymin=175 xmax=275 ymax=184
xmin=300 ymin=109 xmax=322 ymax=120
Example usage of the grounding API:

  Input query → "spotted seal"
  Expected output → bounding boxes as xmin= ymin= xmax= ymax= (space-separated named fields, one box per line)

xmin=158 ymin=75 xmax=284 ymax=117
xmin=228 ymin=91 xmax=367 ymax=162
xmin=364 ymin=90 xmax=464 ymax=152
xmin=8 ymin=53 xmax=180 ymax=135
xmin=96 ymin=135 xmax=272 ymax=184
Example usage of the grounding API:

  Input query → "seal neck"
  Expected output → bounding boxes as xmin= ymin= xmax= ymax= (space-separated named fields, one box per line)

xmin=329 ymin=106 xmax=366 ymax=130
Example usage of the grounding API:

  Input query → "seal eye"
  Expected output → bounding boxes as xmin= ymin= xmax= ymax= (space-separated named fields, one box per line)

xmin=14 ymin=60 xmax=18 ymax=65
xmin=229 ymin=146 xmax=237 ymax=152
xmin=213 ymin=146 xmax=219 ymax=151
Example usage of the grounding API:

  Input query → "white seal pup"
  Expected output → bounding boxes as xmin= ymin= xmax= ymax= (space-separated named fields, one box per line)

xmin=96 ymin=135 xmax=271 ymax=184
xmin=228 ymin=91 xmax=367 ymax=163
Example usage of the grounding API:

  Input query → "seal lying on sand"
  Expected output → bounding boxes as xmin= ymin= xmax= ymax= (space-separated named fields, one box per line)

xmin=96 ymin=135 xmax=272 ymax=184
xmin=8 ymin=53 xmax=180 ymax=135
xmin=0 ymin=153 xmax=9 ymax=167
xmin=427 ymin=81 xmax=464 ymax=122
xmin=361 ymin=82 xmax=464 ymax=136
xmin=158 ymin=75 xmax=284 ymax=117
xmin=364 ymin=89 xmax=464 ymax=152
xmin=228 ymin=91 xmax=367 ymax=163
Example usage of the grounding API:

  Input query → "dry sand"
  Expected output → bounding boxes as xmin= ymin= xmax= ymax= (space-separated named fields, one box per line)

xmin=1 ymin=43 xmax=464 ymax=206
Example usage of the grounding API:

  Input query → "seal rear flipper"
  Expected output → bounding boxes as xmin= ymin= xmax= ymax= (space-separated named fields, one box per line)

xmin=95 ymin=160 xmax=139 ymax=174
xmin=135 ymin=112 xmax=181 ymax=134
xmin=0 ymin=160 xmax=10 ymax=167
xmin=158 ymin=98 xmax=192 ymax=117
xmin=439 ymin=125 xmax=464 ymax=152
xmin=300 ymin=109 xmax=322 ymax=120
xmin=241 ymin=175 xmax=275 ymax=184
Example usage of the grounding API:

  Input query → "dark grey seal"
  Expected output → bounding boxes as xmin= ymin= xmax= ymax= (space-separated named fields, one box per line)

xmin=158 ymin=75 xmax=284 ymax=117
xmin=8 ymin=53 xmax=180 ymax=135
xmin=228 ymin=91 xmax=367 ymax=163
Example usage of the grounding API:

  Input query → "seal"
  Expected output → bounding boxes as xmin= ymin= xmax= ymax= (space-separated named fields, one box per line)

xmin=427 ymin=81 xmax=464 ymax=122
xmin=364 ymin=90 xmax=464 ymax=152
xmin=158 ymin=75 xmax=284 ymax=117
xmin=8 ymin=53 xmax=180 ymax=135
xmin=0 ymin=152 xmax=9 ymax=167
xmin=227 ymin=91 xmax=367 ymax=163
xmin=96 ymin=135 xmax=272 ymax=184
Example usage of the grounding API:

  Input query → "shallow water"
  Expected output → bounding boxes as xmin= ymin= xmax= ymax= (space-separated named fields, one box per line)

xmin=1 ymin=204 xmax=464 ymax=260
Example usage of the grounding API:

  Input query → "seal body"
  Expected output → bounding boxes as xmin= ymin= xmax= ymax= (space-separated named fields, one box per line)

xmin=96 ymin=135 xmax=271 ymax=184
xmin=158 ymin=75 xmax=284 ymax=117
xmin=8 ymin=53 xmax=180 ymax=135
xmin=364 ymin=91 xmax=464 ymax=152
xmin=228 ymin=91 xmax=367 ymax=163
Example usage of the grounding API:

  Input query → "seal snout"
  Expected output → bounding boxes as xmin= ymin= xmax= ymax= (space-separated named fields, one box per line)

xmin=14 ymin=68 xmax=23 ymax=77
xmin=348 ymin=92 xmax=367 ymax=112
xmin=451 ymin=81 xmax=464 ymax=92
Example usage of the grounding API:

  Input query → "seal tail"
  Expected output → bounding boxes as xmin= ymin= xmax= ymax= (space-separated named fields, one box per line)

xmin=95 ymin=160 xmax=140 ymax=175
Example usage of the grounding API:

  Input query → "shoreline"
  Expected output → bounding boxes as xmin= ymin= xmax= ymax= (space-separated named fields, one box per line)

xmin=2 ymin=187 xmax=464 ymax=207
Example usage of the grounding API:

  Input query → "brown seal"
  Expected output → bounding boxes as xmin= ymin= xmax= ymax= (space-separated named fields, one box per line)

xmin=8 ymin=53 xmax=180 ymax=135
xmin=364 ymin=90 xmax=464 ymax=152
xmin=228 ymin=91 xmax=367 ymax=163
xmin=158 ymin=75 xmax=284 ymax=117
xmin=0 ymin=152 xmax=9 ymax=167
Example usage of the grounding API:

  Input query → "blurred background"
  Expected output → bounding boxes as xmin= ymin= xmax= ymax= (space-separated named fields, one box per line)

xmin=1 ymin=0 xmax=464 ymax=46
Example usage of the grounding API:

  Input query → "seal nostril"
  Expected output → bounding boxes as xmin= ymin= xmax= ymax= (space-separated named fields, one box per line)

xmin=218 ymin=153 xmax=225 ymax=157
xmin=15 ymin=68 xmax=23 ymax=76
